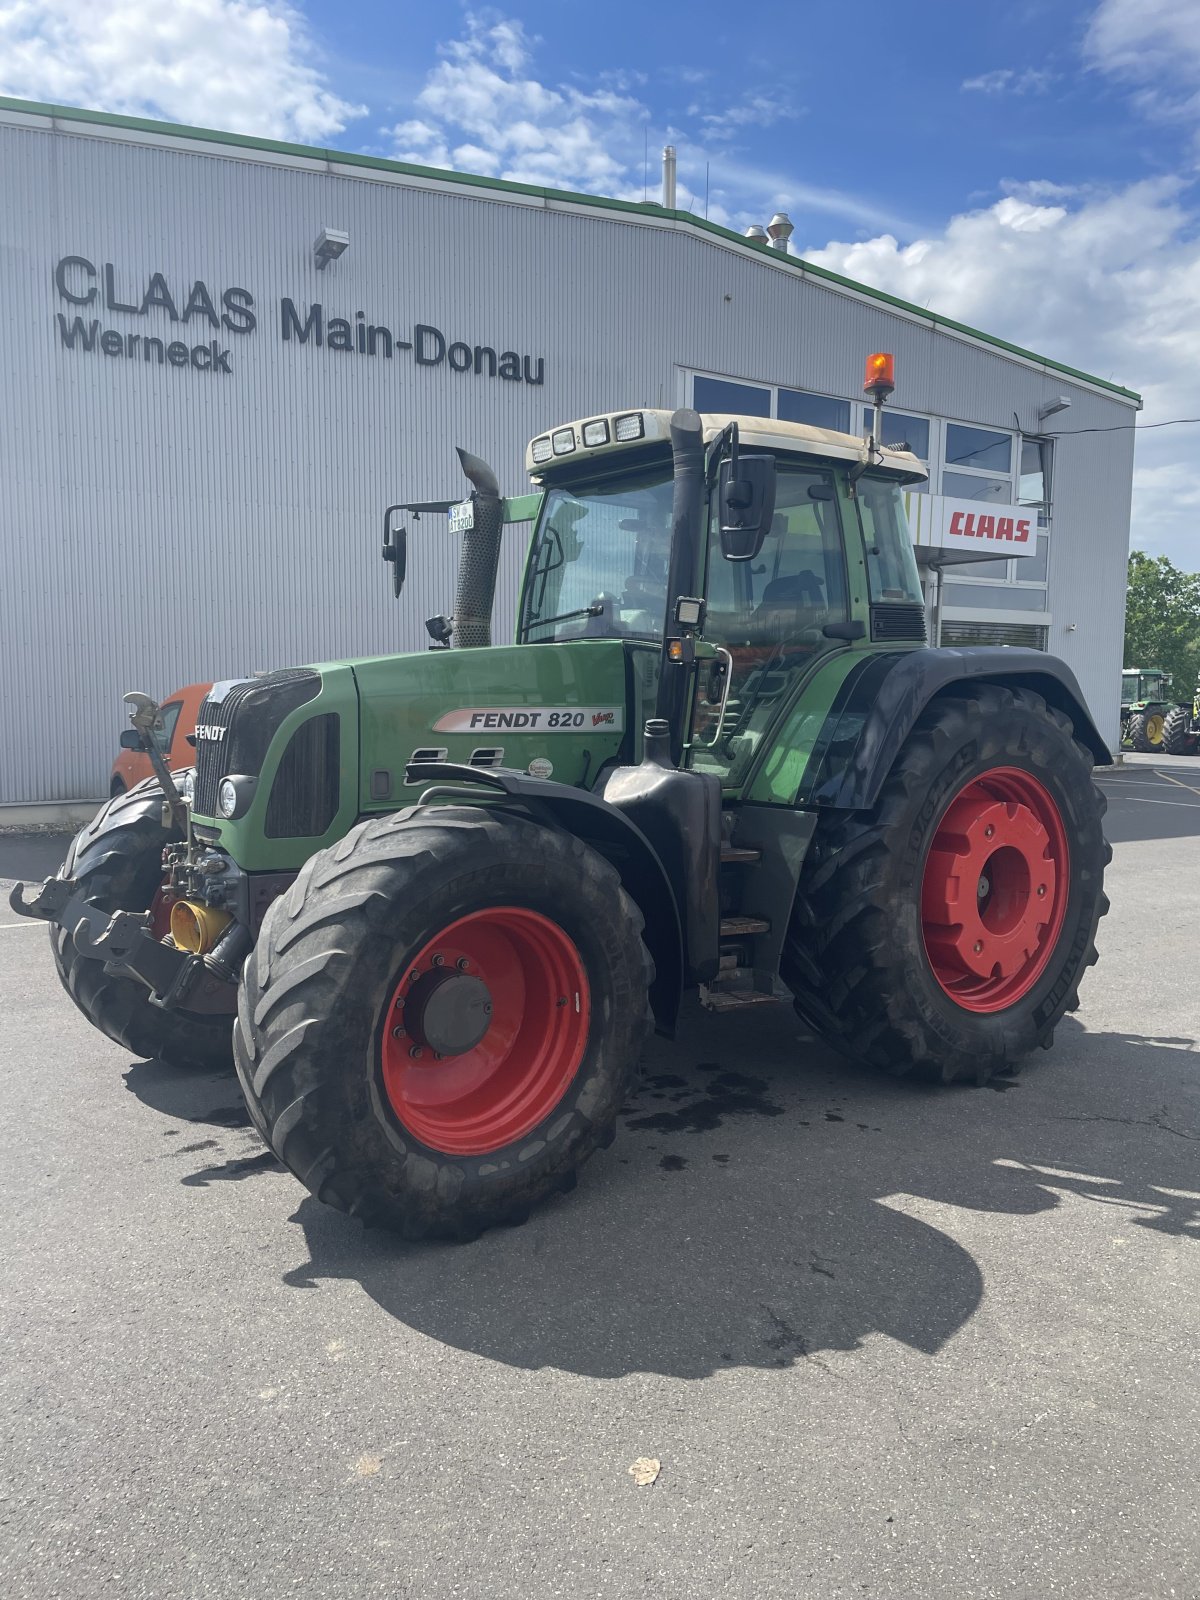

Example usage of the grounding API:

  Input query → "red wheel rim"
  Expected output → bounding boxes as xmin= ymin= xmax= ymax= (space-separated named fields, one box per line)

xmin=379 ymin=907 xmax=590 ymax=1156
xmin=920 ymin=767 xmax=1069 ymax=1014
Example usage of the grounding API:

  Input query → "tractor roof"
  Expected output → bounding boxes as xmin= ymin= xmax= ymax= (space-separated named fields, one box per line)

xmin=525 ymin=408 xmax=927 ymax=485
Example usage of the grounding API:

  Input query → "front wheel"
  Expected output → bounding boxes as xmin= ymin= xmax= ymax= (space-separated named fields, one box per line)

xmin=52 ymin=777 xmax=234 ymax=1070
xmin=783 ymin=685 xmax=1110 ymax=1084
xmin=234 ymin=808 xmax=653 ymax=1240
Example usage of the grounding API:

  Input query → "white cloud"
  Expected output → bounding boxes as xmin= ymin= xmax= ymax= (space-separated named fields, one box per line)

xmin=0 ymin=0 xmax=365 ymax=141
xmin=963 ymin=67 xmax=1056 ymax=95
xmin=1085 ymin=0 xmax=1200 ymax=131
xmin=1086 ymin=0 xmax=1200 ymax=78
xmin=383 ymin=12 xmax=642 ymax=194
xmin=806 ymin=179 xmax=1200 ymax=566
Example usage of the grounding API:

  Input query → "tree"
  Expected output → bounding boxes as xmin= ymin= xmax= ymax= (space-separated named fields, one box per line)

xmin=1124 ymin=551 xmax=1200 ymax=699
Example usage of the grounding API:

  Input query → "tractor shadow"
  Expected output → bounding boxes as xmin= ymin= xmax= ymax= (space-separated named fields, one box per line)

xmin=280 ymin=1006 xmax=1200 ymax=1380
xmin=122 ymin=1056 xmax=286 ymax=1185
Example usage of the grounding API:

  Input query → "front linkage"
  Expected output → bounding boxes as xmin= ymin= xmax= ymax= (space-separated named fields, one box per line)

xmin=10 ymin=691 xmax=249 ymax=1012
xmin=9 ymin=874 xmax=208 ymax=1009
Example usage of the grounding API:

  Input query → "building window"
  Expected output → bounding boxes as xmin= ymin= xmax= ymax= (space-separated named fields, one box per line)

xmin=940 ymin=620 xmax=1049 ymax=650
xmin=777 ymin=388 xmax=850 ymax=432
xmin=941 ymin=470 xmax=1013 ymax=503
xmin=945 ymin=423 xmax=1012 ymax=474
xmin=692 ymin=375 xmax=771 ymax=415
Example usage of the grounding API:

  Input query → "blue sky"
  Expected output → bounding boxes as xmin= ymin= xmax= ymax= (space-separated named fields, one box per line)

xmin=3 ymin=0 xmax=1199 ymax=567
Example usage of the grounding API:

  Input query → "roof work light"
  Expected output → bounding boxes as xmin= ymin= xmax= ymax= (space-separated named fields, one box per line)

xmin=863 ymin=352 xmax=895 ymax=400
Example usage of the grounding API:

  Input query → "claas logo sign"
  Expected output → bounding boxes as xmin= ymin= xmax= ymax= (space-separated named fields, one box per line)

xmin=949 ymin=511 xmax=1032 ymax=544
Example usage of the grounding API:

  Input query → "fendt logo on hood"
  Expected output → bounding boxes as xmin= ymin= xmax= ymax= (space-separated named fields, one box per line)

xmin=194 ymin=724 xmax=227 ymax=742
xmin=433 ymin=707 xmax=624 ymax=734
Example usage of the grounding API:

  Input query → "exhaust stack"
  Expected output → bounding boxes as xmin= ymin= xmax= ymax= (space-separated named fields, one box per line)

xmin=452 ymin=447 xmax=503 ymax=650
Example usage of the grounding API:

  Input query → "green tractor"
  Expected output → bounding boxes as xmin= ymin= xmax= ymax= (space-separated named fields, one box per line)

xmin=13 ymin=356 xmax=1111 ymax=1240
xmin=1120 ymin=667 xmax=1173 ymax=752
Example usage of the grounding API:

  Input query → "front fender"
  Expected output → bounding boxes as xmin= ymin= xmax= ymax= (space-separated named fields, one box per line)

xmin=798 ymin=647 xmax=1111 ymax=812
xmin=405 ymin=763 xmax=685 ymax=1035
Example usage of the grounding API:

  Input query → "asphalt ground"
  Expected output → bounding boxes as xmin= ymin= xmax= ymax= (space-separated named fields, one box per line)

xmin=0 ymin=769 xmax=1197 ymax=1599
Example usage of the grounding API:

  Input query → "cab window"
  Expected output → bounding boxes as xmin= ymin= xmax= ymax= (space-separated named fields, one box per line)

xmin=856 ymin=478 xmax=924 ymax=604
xmin=154 ymin=701 xmax=183 ymax=754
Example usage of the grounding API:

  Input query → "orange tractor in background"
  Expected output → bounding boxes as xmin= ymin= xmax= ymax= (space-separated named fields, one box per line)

xmin=109 ymin=681 xmax=212 ymax=796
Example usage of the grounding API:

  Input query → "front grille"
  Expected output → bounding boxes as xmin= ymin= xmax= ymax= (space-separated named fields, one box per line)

xmin=265 ymin=713 xmax=341 ymax=838
xmin=193 ymin=669 xmax=321 ymax=818
xmin=870 ymin=602 xmax=928 ymax=643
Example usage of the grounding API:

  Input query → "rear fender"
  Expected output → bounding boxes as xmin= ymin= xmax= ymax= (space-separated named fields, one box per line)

xmin=799 ymin=647 xmax=1111 ymax=813
xmin=405 ymin=762 xmax=685 ymax=1035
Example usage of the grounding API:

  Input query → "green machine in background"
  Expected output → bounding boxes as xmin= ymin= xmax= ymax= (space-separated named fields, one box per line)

xmin=15 ymin=353 xmax=1111 ymax=1240
xmin=1120 ymin=667 xmax=1174 ymax=752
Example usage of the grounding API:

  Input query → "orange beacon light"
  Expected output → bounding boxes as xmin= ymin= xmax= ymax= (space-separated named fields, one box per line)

xmin=863 ymin=352 xmax=895 ymax=399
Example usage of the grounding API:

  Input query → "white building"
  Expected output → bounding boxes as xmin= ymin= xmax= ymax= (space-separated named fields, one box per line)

xmin=0 ymin=95 xmax=1139 ymax=808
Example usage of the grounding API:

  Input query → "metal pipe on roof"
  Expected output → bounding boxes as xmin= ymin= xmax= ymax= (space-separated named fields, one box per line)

xmin=662 ymin=145 xmax=677 ymax=210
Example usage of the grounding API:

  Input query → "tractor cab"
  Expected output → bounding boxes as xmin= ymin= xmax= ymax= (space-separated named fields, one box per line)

xmin=520 ymin=405 xmax=927 ymax=787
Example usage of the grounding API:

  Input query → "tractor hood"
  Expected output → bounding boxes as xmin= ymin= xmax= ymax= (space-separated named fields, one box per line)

xmin=354 ymin=638 xmax=650 ymax=805
xmin=190 ymin=640 xmax=653 ymax=873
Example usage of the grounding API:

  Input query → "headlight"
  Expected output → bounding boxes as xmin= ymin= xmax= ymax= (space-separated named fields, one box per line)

xmin=581 ymin=418 xmax=610 ymax=447
xmin=614 ymin=411 xmax=644 ymax=442
xmin=215 ymin=773 xmax=258 ymax=820
xmin=530 ymin=436 xmax=552 ymax=464
xmin=551 ymin=427 xmax=575 ymax=455
xmin=175 ymin=769 xmax=195 ymax=803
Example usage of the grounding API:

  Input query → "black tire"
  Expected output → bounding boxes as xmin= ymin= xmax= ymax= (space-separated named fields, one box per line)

xmin=1161 ymin=706 xmax=1195 ymax=756
xmin=52 ymin=776 xmax=234 ymax=1071
xmin=1129 ymin=709 xmax=1164 ymax=752
xmin=109 ymin=777 xmax=126 ymax=798
xmin=782 ymin=685 xmax=1110 ymax=1084
xmin=234 ymin=807 xmax=654 ymax=1241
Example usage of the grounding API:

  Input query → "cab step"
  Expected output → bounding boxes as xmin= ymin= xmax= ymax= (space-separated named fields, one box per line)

xmin=719 ymin=845 xmax=761 ymax=864
xmin=719 ymin=915 xmax=770 ymax=937
xmin=700 ymin=987 xmax=781 ymax=1013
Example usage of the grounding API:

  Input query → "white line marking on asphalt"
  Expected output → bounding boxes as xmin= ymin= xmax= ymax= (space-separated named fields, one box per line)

xmin=1098 ymin=779 xmax=1189 ymax=789
xmin=0 ymin=922 xmax=45 ymax=931
xmin=1125 ymin=796 xmax=1200 ymax=809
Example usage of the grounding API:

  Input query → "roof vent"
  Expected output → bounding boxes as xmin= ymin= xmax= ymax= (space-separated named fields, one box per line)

xmin=744 ymin=224 xmax=768 ymax=243
xmin=766 ymin=212 xmax=794 ymax=252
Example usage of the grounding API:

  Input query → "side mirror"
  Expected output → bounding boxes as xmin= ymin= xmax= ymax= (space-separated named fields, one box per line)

xmin=718 ymin=456 xmax=776 ymax=561
xmin=382 ymin=505 xmax=408 ymax=598
xmin=118 ymin=729 xmax=142 ymax=751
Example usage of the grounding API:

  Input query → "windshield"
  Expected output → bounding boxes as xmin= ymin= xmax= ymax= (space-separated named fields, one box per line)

xmin=520 ymin=468 xmax=674 ymax=642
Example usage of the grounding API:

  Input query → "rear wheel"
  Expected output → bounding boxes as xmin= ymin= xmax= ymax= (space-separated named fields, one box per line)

xmin=1161 ymin=706 xmax=1195 ymax=756
xmin=234 ymin=807 xmax=653 ymax=1240
xmin=782 ymin=685 xmax=1109 ymax=1084
xmin=52 ymin=777 xmax=234 ymax=1070
xmin=1130 ymin=709 xmax=1165 ymax=751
